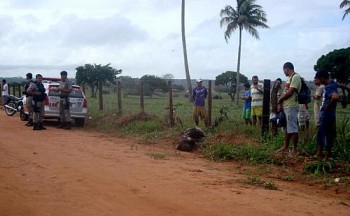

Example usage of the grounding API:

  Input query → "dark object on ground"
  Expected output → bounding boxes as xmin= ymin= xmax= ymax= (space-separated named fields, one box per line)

xmin=176 ymin=127 xmax=205 ymax=152
xmin=270 ymin=111 xmax=286 ymax=128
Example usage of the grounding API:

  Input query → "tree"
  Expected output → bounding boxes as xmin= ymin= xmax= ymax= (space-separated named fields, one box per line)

xmin=181 ymin=0 xmax=192 ymax=102
xmin=162 ymin=73 xmax=175 ymax=81
xmin=118 ymin=76 xmax=139 ymax=96
xmin=340 ymin=0 xmax=350 ymax=20
xmin=75 ymin=63 xmax=122 ymax=98
xmin=215 ymin=71 xmax=248 ymax=101
xmin=140 ymin=75 xmax=168 ymax=97
xmin=314 ymin=47 xmax=350 ymax=84
xmin=314 ymin=47 xmax=350 ymax=107
xmin=220 ymin=0 xmax=269 ymax=105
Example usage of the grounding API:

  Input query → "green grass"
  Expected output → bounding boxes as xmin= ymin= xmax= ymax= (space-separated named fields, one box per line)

xmin=201 ymin=142 xmax=277 ymax=164
xmin=85 ymin=91 xmax=350 ymax=167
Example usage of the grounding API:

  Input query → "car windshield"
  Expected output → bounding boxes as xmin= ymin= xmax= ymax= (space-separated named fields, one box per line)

xmin=48 ymin=86 xmax=84 ymax=98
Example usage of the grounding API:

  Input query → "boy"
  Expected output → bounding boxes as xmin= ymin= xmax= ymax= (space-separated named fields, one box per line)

xmin=242 ymin=83 xmax=252 ymax=125
xmin=315 ymin=70 xmax=338 ymax=161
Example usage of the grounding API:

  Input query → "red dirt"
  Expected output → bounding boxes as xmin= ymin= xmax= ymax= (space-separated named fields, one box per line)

xmin=0 ymin=111 xmax=349 ymax=216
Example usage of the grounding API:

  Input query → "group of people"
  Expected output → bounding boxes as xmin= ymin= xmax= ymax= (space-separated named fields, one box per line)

xmin=241 ymin=62 xmax=339 ymax=161
xmin=1 ymin=71 xmax=73 ymax=131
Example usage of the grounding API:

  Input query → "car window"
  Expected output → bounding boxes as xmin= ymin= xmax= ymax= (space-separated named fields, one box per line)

xmin=48 ymin=86 xmax=84 ymax=98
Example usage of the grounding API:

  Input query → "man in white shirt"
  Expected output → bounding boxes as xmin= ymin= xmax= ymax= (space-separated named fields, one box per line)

xmin=1 ymin=79 xmax=9 ymax=105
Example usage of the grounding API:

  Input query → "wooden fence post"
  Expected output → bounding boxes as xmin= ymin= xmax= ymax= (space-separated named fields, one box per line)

xmin=98 ymin=81 xmax=103 ymax=111
xmin=168 ymin=81 xmax=174 ymax=127
xmin=208 ymin=80 xmax=212 ymax=127
xmin=12 ymin=83 xmax=15 ymax=96
xmin=140 ymin=81 xmax=144 ymax=113
xmin=18 ymin=83 xmax=21 ymax=97
xmin=117 ymin=81 xmax=122 ymax=114
xmin=262 ymin=79 xmax=271 ymax=137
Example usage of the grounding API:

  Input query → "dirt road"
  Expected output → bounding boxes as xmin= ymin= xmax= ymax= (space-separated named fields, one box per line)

xmin=0 ymin=111 xmax=349 ymax=216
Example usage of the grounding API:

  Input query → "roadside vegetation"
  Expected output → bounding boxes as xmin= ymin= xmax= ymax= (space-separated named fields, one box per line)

xmin=84 ymin=91 xmax=350 ymax=193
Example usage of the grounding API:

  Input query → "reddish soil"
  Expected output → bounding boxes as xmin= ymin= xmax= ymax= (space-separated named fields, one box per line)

xmin=0 ymin=111 xmax=349 ymax=216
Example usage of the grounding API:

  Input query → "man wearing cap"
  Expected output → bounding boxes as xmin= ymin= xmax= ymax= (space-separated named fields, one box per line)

xmin=315 ymin=70 xmax=338 ymax=161
xmin=53 ymin=71 xmax=73 ymax=129
xmin=27 ymin=74 xmax=46 ymax=130
xmin=23 ymin=73 xmax=34 ymax=126
xmin=192 ymin=79 xmax=209 ymax=127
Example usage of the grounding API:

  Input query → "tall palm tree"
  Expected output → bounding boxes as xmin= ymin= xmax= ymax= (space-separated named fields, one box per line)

xmin=181 ymin=0 xmax=192 ymax=101
xmin=340 ymin=0 xmax=350 ymax=20
xmin=220 ymin=0 xmax=269 ymax=105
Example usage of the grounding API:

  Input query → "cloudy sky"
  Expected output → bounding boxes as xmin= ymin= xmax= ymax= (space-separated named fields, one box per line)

xmin=0 ymin=0 xmax=349 ymax=81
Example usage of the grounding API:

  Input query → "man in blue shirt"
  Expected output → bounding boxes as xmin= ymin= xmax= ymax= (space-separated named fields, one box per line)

xmin=192 ymin=79 xmax=209 ymax=127
xmin=315 ymin=70 xmax=339 ymax=161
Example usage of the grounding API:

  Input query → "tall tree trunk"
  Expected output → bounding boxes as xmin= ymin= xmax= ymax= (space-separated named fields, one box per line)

xmin=181 ymin=0 xmax=192 ymax=102
xmin=235 ymin=27 xmax=242 ymax=106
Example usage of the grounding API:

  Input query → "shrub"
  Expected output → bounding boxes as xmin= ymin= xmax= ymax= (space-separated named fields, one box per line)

xmin=201 ymin=142 xmax=274 ymax=164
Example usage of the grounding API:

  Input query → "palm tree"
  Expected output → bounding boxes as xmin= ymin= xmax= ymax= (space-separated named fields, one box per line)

xmin=220 ymin=0 xmax=269 ymax=105
xmin=181 ymin=0 xmax=192 ymax=101
xmin=340 ymin=0 xmax=350 ymax=20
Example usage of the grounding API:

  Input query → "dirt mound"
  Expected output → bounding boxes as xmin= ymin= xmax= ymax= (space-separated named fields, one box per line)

xmin=207 ymin=133 xmax=259 ymax=145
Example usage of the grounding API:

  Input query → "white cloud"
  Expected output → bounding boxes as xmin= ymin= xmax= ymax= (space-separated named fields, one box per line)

xmin=0 ymin=0 xmax=349 ymax=82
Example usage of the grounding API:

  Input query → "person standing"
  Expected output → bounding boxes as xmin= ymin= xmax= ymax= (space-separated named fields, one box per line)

xmin=1 ymin=79 xmax=9 ymax=105
xmin=192 ymin=79 xmax=209 ymax=127
xmin=54 ymin=71 xmax=72 ymax=129
xmin=250 ymin=76 xmax=263 ymax=126
xmin=23 ymin=73 xmax=34 ymax=126
xmin=270 ymin=78 xmax=283 ymax=136
xmin=27 ymin=74 xmax=46 ymax=130
xmin=315 ymin=70 xmax=338 ymax=161
xmin=313 ymin=76 xmax=325 ymax=127
xmin=241 ymin=83 xmax=252 ymax=125
xmin=277 ymin=62 xmax=301 ymax=155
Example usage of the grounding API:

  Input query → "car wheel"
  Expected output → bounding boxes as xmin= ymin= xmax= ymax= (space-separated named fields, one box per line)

xmin=75 ymin=118 xmax=85 ymax=127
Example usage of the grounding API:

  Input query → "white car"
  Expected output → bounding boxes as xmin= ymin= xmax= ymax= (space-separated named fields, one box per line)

xmin=21 ymin=78 xmax=88 ymax=127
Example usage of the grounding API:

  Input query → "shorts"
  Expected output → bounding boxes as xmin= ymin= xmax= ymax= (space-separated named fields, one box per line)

xmin=251 ymin=107 xmax=262 ymax=118
xmin=283 ymin=107 xmax=299 ymax=134
xmin=242 ymin=108 xmax=251 ymax=119
xmin=193 ymin=106 xmax=207 ymax=119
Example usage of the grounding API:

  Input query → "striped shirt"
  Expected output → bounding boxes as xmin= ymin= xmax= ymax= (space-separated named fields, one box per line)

xmin=251 ymin=83 xmax=264 ymax=108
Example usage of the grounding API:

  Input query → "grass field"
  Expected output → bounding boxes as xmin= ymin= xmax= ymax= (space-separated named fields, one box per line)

xmin=85 ymin=91 xmax=350 ymax=173
xmin=83 ymin=91 xmax=350 ymax=190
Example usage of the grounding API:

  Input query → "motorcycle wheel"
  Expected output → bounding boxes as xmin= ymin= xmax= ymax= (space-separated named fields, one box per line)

xmin=20 ymin=109 xmax=29 ymax=121
xmin=4 ymin=102 xmax=17 ymax=116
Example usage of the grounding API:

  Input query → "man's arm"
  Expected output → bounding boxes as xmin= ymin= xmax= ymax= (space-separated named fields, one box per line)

xmin=27 ymin=85 xmax=40 ymax=96
xmin=278 ymin=87 xmax=297 ymax=105
xmin=324 ymin=92 xmax=339 ymax=111
xmin=59 ymin=82 xmax=73 ymax=93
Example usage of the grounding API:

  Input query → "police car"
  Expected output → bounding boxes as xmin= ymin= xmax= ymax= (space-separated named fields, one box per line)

xmin=21 ymin=78 xmax=88 ymax=127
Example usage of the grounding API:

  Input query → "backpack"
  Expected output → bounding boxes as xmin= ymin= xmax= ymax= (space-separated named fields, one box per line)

xmin=291 ymin=74 xmax=311 ymax=104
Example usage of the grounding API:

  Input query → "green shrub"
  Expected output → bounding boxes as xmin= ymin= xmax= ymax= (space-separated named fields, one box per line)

xmin=201 ymin=142 xmax=274 ymax=164
xmin=304 ymin=160 xmax=335 ymax=176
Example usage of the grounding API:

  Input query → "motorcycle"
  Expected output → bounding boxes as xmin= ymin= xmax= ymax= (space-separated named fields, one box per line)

xmin=4 ymin=95 xmax=28 ymax=120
